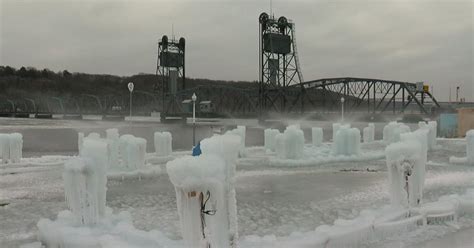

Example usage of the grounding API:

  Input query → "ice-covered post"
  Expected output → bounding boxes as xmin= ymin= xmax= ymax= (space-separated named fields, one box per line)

xmin=0 ymin=134 xmax=10 ymax=164
xmin=63 ymin=138 xmax=109 ymax=226
xmin=192 ymin=92 xmax=197 ymax=147
xmin=78 ymin=132 xmax=84 ymax=155
xmin=363 ymin=123 xmax=375 ymax=143
xmin=106 ymin=128 xmax=120 ymax=169
xmin=332 ymin=126 xmax=361 ymax=156
xmin=340 ymin=97 xmax=345 ymax=123
xmin=168 ymin=134 xmax=241 ymax=248
xmin=9 ymin=133 xmax=23 ymax=163
xmin=312 ymin=127 xmax=323 ymax=147
xmin=385 ymin=141 xmax=425 ymax=208
xmin=264 ymin=128 xmax=280 ymax=152
xmin=467 ymin=130 xmax=474 ymax=165
xmin=418 ymin=121 xmax=437 ymax=150
xmin=154 ymin=131 xmax=172 ymax=157
xmin=128 ymin=82 xmax=134 ymax=125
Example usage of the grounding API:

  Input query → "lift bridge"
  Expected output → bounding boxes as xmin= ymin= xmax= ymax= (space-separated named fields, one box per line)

xmin=0 ymin=12 xmax=439 ymax=119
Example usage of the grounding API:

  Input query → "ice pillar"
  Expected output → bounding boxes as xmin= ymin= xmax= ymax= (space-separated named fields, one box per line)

xmin=363 ymin=123 xmax=375 ymax=143
xmin=385 ymin=141 xmax=425 ymax=208
xmin=467 ymin=130 xmax=474 ymax=165
xmin=332 ymin=126 xmax=361 ymax=156
xmin=264 ymin=128 xmax=280 ymax=152
xmin=0 ymin=134 xmax=10 ymax=164
xmin=154 ymin=131 xmax=172 ymax=157
xmin=106 ymin=128 xmax=120 ymax=169
xmin=312 ymin=127 xmax=323 ymax=147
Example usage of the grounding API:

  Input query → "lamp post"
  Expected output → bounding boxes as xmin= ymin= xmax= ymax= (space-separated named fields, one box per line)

xmin=341 ymin=97 xmax=345 ymax=123
xmin=128 ymin=82 xmax=134 ymax=124
xmin=192 ymin=93 xmax=197 ymax=146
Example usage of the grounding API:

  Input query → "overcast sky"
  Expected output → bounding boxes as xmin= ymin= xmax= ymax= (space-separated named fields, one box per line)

xmin=1 ymin=0 xmax=472 ymax=101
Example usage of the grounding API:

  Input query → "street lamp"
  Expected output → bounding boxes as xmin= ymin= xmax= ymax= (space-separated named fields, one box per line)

xmin=192 ymin=93 xmax=197 ymax=146
xmin=128 ymin=82 xmax=134 ymax=128
xmin=341 ymin=97 xmax=345 ymax=123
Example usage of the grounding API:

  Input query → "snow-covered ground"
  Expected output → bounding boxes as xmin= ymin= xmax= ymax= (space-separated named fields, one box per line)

xmin=0 ymin=119 xmax=473 ymax=247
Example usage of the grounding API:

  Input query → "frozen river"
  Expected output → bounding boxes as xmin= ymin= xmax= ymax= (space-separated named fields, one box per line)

xmin=0 ymin=117 xmax=473 ymax=247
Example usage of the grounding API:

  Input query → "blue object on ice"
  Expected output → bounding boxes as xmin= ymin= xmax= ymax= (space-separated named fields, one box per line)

xmin=192 ymin=142 xmax=202 ymax=156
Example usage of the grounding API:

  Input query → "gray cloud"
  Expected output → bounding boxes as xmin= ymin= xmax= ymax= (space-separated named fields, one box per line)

xmin=1 ymin=0 xmax=472 ymax=101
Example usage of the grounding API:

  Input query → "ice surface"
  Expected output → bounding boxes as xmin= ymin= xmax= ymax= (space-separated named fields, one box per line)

xmin=383 ymin=122 xmax=410 ymax=144
xmin=362 ymin=123 xmax=375 ymax=143
xmin=332 ymin=126 xmax=361 ymax=156
xmin=275 ymin=125 xmax=305 ymax=159
xmin=385 ymin=141 xmax=424 ymax=208
xmin=106 ymin=128 xmax=120 ymax=169
xmin=154 ymin=131 xmax=172 ymax=157
xmin=312 ymin=127 xmax=323 ymax=147
xmin=63 ymin=139 xmax=109 ymax=226
xmin=264 ymin=128 xmax=280 ymax=152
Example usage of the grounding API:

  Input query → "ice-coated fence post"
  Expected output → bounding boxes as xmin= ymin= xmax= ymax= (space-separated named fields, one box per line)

xmin=154 ymin=131 xmax=172 ymax=157
xmin=312 ymin=127 xmax=323 ymax=147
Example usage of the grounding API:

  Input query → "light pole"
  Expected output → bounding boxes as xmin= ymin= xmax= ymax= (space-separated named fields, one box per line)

xmin=128 ymin=82 xmax=134 ymax=125
xmin=341 ymin=97 xmax=345 ymax=123
xmin=192 ymin=93 xmax=197 ymax=147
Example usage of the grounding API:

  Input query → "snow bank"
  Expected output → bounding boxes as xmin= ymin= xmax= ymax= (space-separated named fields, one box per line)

xmin=154 ymin=131 xmax=172 ymax=157
xmin=0 ymin=133 xmax=23 ymax=164
xmin=385 ymin=140 xmax=424 ymax=208
xmin=362 ymin=123 xmax=374 ymax=143
xmin=106 ymin=128 xmax=120 ymax=169
xmin=312 ymin=127 xmax=323 ymax=147
xmin=275 ymin=125 xmax=305 ymax=159
xmin=119 ymin=135 xmax=146 ymax=170
xmin=418 ymin=121 xmax=437 ymax=150
xmin=383 ymin=122 xmax=410 ymax=144
xmin=264 ymin=128 xmax=280 ymax=152
xmin=332 ymin=126 xmax=360 ymax=156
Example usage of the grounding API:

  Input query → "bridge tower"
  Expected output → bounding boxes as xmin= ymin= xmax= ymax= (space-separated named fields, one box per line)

xmin=155 ymin=35 xmax=186 ymax=117
xmin=258 ymin=12 xmax=304 ymax=113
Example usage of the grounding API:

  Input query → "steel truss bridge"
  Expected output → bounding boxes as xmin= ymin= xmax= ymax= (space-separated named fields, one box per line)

xmin=0 ymin=77 xmax=439 ymax=118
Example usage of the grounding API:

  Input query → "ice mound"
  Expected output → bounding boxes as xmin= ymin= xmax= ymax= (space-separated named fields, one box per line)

xmin=312 ymin=127 xmax=323 ymax=147
xmin=275 ymin=125 xmax=305 ymax=159
xmin=385 ymin=140 xmax=425 ymax=208
xmin=225 ymin=125 xmax=246 ymax=156
xmin=332 ymin=126 xmax=360 ymax=156
xmin=167 ymin=133 xmax=241 ymax=248
xmin=332 ymin=123 xmax=350 ymax=141
xmin=264 ymin=128 xmax=280 ymax=152
xmin=154 ymin=131 xmax=172 ymax=157
xmin=383 ymin=121 xmax=410 ymax=144
xmin=362 ymin=123 xmax=374 ymax=143
xmin=106 ymin=128 xmax=120 ymax=169
xmin=0 ymin=132 xmax=23 ymax=164
xmin=119 ymin=134 xmax=146 ymax=170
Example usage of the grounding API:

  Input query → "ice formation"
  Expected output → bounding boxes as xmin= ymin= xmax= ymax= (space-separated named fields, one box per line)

xmin=275 ymin=125 xmax=305 ymax=159
xmin=168 ymin=134 xmax=241 ymax=248
xmin=362 ymin=123 xmax=375 ymax=143
xmin=0 ymin=133 xmax=23 ymax=164
xmin=154 ymin=131 xmax=172 ymax=157
xmin=63 ymin=138 xmax=108 ymax=225
xmin=449 ymin=129 xmax=474 ymax=165
xmin=78 ymin=132 xmax=84 ymax=155
xmin=385 ymin=140 xmax=425 ymax=208
xmin=332 ymin=123 xmax=350 ymax=141
xmin=383 ymin=121 xmax=410 ymax=144
xmin=119 ymin=135 xmax=146 ymax=170
xmin=418 ymin=121 xmax=437 ymax=150
xmin=106 ymin=128 xmax=120 ymax=169
xmin=225 ymin=125 xmax=246 ymax=156
xmin=312 ymin=127 xmax=323 ymax=147
xmin=264 ymin=128 xmax=280 ymax=152
xmin=332 ymin=126 xmax=361 ymax=156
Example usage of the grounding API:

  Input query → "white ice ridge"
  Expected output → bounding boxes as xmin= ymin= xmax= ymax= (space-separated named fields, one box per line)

xmin=449 ymin=129 xmax=474 ymax=165
xmin=385 ymin=140 xmax=425 ymax=208
xmin=264 ymin=128 xmax=280 ymax=152
xmin=168 ymin=133 xmax=241 ymax=248
xmin=63 ymin=138 xmax=108 ymax=226
xmin=312 ymin=127 xmax=323 ymax=147
xmin=0 ymin=132 xmax=23 ymax=164
xmin=332 ymin=125 xmax=360 ymax=156
xmin=154 ymin=131 xmax=172 ymax=157
xmin=275 ymin=125 xmax=305 ymax=159
xmin=418 ymin=121 xmax=437 ymax=150
xmin=383 ymin=121 xmax=410 ymax=144
xmin=362 ymin=123 xmax=375 ymax=143
xmin=119 ymin=134 xmax=146 ymax=170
